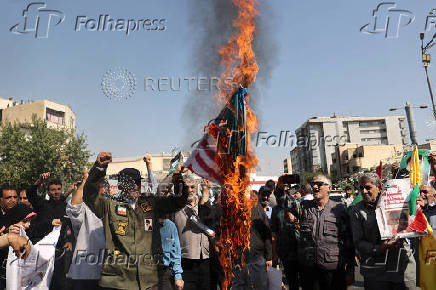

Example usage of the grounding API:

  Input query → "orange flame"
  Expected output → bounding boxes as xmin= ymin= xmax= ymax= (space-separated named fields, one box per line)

xmin=214 ymin=1 xmax=259 ymax=289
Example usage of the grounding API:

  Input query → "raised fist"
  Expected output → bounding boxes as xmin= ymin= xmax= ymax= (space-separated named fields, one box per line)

xmin=96 ymin=152 xmax=112 ymax=168
xmin=35 ymin=172 xmax=50 ymax=186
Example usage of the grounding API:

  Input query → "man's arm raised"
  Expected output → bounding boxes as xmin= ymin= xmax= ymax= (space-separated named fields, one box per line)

xmin=26 ymin=172 xmax=50 ymax=212
xmin=71 ymin=171 xmax=89 ymax=206
xmin=83 ymin=152 xmax=112 ymax=218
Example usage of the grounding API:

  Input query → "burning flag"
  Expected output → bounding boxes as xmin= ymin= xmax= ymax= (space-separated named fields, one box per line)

xmin=184 ymin=0 xmax=260 ymax=288
xmin=184 ymin=87 xmax=248 ymax=185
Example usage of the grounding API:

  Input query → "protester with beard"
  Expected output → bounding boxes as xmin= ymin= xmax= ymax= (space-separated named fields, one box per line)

xmin=349 ymin=173 xmax=416 ymax=290
xmin=174 ymin=175 xmax=214 ymax=290
xmin=84 ymin=152 xmax=189 ymax=290
xmin=417 ymin=182 xmax=436 ymax=233
xmin=298 ymin=175 xmax=355 ymax=290
xmin=26 ymin=173 xmax=74 ymax=290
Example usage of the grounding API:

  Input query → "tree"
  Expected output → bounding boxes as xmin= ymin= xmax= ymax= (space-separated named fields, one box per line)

xmin=0 ymin=116 xmax=91 ymax=190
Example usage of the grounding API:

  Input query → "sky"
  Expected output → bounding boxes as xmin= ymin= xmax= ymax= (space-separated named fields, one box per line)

xmin=1 ymin=0 xmax=436 ymax=176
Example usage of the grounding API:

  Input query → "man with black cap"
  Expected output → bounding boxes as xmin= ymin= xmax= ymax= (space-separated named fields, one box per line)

xmin=84 ymin=152 xmax=190 ymax=290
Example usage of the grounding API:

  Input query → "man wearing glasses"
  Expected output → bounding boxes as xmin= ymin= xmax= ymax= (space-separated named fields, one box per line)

xmin=418 ymin=181 xmax=436 ymax=235
xmin=298 ymin=175 xmax=355 ymax=290
xmin=349 ymin=173 xmax=416 ymax=290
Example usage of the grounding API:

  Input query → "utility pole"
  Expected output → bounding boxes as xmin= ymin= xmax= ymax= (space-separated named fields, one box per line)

xmin=420 ymin=32 xmax=436 ymax=120
xmin=390 ymin=102 xmax=428 ymax=145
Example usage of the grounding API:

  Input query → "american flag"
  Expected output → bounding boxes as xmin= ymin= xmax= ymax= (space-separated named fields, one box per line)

xmin=184 ymin=133 xmax=223 ymax=185
xmin=183 ymin=87 xmax=248 ymax=185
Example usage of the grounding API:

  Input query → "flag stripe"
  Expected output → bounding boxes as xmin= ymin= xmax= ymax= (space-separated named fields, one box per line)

xmin=194 ymin=154 xmax=222 ymax=183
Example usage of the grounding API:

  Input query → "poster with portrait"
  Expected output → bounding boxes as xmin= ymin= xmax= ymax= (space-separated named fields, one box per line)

xmin=375 ymin=179 xmax=427 ymax=239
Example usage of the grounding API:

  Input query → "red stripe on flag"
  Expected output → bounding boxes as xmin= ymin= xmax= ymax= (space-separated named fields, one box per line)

xmin=194 ymin=154 xmax=222 ymax=183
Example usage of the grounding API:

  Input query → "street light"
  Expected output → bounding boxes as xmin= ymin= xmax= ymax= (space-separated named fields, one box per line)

xmin=420 ymin=32 xmax=436 ymax=119
xmin=390 ymin=101 xmax=428 ymax=145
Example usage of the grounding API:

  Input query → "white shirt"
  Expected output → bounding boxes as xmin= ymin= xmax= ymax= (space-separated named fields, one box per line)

xmin=66 ymin=201 xmax=105 ymax=280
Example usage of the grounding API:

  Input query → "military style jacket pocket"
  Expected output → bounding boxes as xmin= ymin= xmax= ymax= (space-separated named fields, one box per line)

xmin=323 ymin=219 xmax=338 ymax=237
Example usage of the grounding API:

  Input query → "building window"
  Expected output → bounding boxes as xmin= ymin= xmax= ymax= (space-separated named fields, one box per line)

xmin=361 ymin=129 xmax=386 ymax=134
xmin=46 ymin=108 xmax=65 ymax=125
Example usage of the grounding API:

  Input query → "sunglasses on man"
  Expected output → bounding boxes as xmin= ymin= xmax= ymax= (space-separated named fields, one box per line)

xmin=359 ymin=185 xmax=373 ymax=191
xmin=310 ymin=181 xmax=329 ymax=188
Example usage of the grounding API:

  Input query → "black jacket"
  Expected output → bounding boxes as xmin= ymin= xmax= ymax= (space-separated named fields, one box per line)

xmin=26 ymin=185 xmax=74 ymax=247
xmin=245 ymin=204 xmax=273 ymax=263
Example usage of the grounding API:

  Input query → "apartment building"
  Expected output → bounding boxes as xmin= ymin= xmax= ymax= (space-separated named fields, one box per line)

xmin=290 ymin=115 xmax=407 ymax=174
xmin=0 ymin=97 xmax=76 ymax=130
xmin=283 ymin=157 xmax=292 ymax=174
xmin=330 ymin=144 xmax=404 ymax=178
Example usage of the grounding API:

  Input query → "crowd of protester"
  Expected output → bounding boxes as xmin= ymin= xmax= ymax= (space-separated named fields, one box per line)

xmin=0 ymin=151 xmax=435 ymax=290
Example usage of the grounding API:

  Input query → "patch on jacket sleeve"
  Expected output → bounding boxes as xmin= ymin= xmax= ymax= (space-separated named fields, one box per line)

xmin=115 ymin=221 xmax=128 ymax=235
xmin=140 ymin=201 xmax=153 ymax=213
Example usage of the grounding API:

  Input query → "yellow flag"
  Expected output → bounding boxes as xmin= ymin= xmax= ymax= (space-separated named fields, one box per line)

xmin=419 ymin=223 xmax=436 ymax=289
xmin=410 ymin=145 xmax=421 ymax=187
